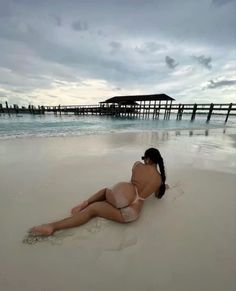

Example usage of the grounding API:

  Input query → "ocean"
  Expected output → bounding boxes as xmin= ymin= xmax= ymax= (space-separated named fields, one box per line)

xmin=0 ymin=113 xmax=236 ymax=139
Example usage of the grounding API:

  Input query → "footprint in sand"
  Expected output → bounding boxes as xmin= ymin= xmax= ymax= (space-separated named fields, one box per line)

xmin=83 ymin=218 xmax=110 ymax=234
xmin=22 ymin=229 xmax=75 ymax=245
xmin=118 ymin=234 xmax=138 ymax=250
xmin=168 ymin=181 xmax=185 ymax=200
xmin=104 ymin=231 xmax=138 ymax=251
xmin=68 ymin=218 xmax=111 ymax=242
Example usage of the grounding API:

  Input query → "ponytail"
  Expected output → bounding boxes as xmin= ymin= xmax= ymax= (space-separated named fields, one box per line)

xmin=156 ymin=155 xmax=166 ymax=199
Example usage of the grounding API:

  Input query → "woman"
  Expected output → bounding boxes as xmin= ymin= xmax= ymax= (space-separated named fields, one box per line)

xmin=31 ymin=147 xmax=167 ymax=236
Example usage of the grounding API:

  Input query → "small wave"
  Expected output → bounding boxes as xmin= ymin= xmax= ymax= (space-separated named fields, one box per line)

xmin=0 ymin=114 xmax=235 ymax=140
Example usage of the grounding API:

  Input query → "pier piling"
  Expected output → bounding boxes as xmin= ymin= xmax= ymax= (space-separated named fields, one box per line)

xmin=207 ymin=103 xmax=214 ymax=123
xmin=191 ymin=103 xmax=197 ymax=121
xmin=225 ymin=103 xmax=233 ymax=123
xmin=0 ymin=100 xmax=235 ymax=123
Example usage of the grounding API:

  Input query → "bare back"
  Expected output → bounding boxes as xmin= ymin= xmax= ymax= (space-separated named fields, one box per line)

xmin=131 ymin=161 xmax=162 ymax=199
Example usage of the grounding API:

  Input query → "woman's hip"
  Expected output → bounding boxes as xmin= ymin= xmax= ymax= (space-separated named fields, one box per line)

xmin=120 ymin=204 xmax=142 ymax=223
xmin=106 ymin=182 xmax=136 ymax=208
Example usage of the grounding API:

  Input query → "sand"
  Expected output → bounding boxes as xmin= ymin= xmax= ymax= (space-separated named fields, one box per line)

xmin=0 ymin=129 xmax=236 ymax=291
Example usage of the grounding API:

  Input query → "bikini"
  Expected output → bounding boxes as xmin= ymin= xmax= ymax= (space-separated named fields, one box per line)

xmin=120 ymin=185 xmax=146 ymax=223
xmin=132 ymin=186 xmax=146 ymax=204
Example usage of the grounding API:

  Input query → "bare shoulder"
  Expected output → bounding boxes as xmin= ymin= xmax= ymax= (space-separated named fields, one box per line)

xmin=132 ymin=161 xmax=143 ymax=171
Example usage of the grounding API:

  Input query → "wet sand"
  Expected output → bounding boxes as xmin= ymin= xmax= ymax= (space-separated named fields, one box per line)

xmin=0 ymin=130 xmax=235 ymax=291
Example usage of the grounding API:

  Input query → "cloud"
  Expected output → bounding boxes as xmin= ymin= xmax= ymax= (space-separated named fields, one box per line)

xmin=0 ymin=0 xmax=235 ymax=105
xmin=54 ymin=16 xmax=62 ymax=27
xmin=170 ymin=65 xmax=195 ymax=77
xmin=71 ymin=20 xmax=88 ymax=31
xmin=135 ymin=42 xmax=167 ymax=54
xmin=212 ymin=0 xmax=234 ymax=6
xmin=193 ymin=55 xmax=212 ymax=69
xmin=109 ymin=41 xmax=122 ymax=53
xmin=165 ymin=56 xmax=178 ymax=69
xmin=206 ymin=79 xmax=236 ymax=88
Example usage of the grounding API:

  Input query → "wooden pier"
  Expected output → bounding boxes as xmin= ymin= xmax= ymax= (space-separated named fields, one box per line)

xmin=0 ymin=97 xmax=235 ymax=123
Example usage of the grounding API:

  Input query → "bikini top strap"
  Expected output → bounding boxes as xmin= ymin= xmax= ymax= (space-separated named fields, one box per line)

xmin=132 ymin=192 xmax=145 ymax=204
xmin=138 ymin=195 xmax=146 ymax=201
xmin=135 ymin=187 xmax=146 ymax=201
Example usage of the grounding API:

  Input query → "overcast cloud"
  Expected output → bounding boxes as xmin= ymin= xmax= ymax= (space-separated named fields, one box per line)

xmin=165 ymin=56 xmax=179 ymax=69
xmin=193 ymin=55 xmax=213 ymax=70
xmin=0 ymin=0 xmax=235 ymax=106
xmin=206 ymin=79 xmax=236 ymax=89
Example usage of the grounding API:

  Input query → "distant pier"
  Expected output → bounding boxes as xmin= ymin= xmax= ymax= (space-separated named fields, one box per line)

xmin=0 ymin=93 xmax=235 ymax=123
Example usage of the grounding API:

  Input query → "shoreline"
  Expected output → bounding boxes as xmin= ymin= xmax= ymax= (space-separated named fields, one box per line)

xmin=0 ymin=124 xmax=236 ymax=141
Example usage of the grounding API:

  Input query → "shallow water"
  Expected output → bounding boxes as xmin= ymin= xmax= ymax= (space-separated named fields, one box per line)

xmin=0 ymin=113 xmax=236 ymax=139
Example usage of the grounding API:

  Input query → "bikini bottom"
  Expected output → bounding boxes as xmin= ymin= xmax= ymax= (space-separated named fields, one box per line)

xmin=120 ymin=202 xmax=143 ymax=223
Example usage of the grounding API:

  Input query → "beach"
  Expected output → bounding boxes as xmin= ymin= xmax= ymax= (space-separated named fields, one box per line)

xmin=0 ymin=129 xmax=236 ymax=291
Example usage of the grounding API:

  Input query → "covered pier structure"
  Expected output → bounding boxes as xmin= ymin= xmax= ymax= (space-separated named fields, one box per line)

xmin=99 ymin=93 xmax=175 ymax=118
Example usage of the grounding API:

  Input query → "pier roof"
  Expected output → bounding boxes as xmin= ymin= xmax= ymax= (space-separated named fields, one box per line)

xmin=100 ymin=94 xmax=175 ymax=104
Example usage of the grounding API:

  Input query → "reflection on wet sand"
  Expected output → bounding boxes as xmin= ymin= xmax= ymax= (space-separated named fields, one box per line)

xmin=153 ymin=127 xmax=228 ymax=141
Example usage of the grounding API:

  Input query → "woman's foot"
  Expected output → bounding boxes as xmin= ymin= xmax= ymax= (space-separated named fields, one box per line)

xmin=30 ymin=224 xmax=54 ymax=236
xmin=70 ymin=200 xmax=89 ymax=215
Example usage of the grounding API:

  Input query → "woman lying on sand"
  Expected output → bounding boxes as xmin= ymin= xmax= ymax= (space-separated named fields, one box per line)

xmin=30 ymin=147 xmax=167 ymax=236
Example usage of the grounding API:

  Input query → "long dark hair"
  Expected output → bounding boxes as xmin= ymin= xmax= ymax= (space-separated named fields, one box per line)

xmin=143 ymin=148 xmax=166 ymax=199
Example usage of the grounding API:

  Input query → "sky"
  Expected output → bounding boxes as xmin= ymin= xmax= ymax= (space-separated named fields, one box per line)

xmin=0 ymin=0 xmax=235 ymax=106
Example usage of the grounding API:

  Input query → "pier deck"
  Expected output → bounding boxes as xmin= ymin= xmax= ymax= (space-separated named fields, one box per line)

xmin=0 ymin=102 xmax=235 ymax=123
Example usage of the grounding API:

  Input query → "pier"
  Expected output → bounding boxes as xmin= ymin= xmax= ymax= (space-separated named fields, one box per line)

xmin=0 ymin=94 xmax=235 ymax=123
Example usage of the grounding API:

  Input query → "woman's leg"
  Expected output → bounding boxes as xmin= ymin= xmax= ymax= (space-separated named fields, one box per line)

xmin=70 ymin=188 xmax=108 ymax=215
xmin=31 ymin=201 xmax=124 ymax=235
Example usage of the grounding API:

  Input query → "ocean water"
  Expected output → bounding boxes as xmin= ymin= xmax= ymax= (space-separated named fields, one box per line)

xmin=0 ymin=113 xmax=236 ymax=139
